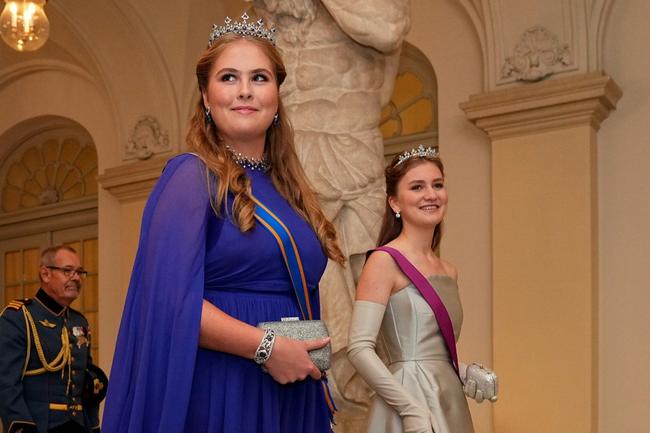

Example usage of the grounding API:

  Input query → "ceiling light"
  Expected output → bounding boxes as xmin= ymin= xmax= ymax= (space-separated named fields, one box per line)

xmin=1 ymin=0 xmax=50 ymax=52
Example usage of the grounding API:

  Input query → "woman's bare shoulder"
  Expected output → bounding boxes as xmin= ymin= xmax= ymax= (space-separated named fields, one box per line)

xmin=439 ymin=258 xmax=459 ymax=280
xmin=355 ymin=249 xmax=401 ymax=304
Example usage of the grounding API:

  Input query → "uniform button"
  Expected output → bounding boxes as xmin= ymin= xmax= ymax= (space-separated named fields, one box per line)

xmin=72 ymin=411 xmax=77 ymax=416
xmin=71 ymin=384 xmax=76 ymax=389
xmin=71 ymin=371 xmax=76 ymax=376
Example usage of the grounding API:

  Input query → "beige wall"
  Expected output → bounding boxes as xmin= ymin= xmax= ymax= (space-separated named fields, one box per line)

xmin=599 ymin=1 xmax=650 ymax=432
xmin=491 ymin=125 xmax=599 ymax=433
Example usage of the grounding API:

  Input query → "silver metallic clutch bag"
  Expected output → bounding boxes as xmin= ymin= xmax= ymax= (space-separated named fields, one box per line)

xmin=465 ymin=363 xmax=498 ymax=402
xmin=257 ymin=319 xmax=331 ymax=371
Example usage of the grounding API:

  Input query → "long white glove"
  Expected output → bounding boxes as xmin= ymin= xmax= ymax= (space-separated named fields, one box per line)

xmin=347 ymin=300 xmax=434 ymax=433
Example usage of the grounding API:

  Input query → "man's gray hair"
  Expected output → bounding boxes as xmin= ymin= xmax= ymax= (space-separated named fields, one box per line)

xmin=40 ymin=245 xmax=78 ymax=267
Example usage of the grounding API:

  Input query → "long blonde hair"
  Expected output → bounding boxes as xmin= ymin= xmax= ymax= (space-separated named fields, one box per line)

xmin=186 ymin=33 xmax=344 ymax=265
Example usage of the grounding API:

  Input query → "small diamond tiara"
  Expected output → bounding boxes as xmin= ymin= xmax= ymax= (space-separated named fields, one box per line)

xmin=208 ymin=12 xmax=277 ymax=47
xmin=395 ymin=145 xmax=439 ymax=166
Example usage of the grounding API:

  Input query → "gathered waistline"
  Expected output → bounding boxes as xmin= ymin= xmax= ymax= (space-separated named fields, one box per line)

xmin=203 ymin=285 xmax=317 ymax=295
xmin=389 ymin=356 xmax=451 ymax=365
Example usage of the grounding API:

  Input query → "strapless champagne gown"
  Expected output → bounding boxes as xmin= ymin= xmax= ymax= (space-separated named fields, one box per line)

xmin=366 ymin=276 xmax=475 ymax=433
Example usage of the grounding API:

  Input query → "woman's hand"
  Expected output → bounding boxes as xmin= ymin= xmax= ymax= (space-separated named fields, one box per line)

xmin=264 ymin=336 xmax=330 ymax=384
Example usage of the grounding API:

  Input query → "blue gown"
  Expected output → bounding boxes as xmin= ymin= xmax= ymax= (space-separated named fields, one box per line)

xmin=102 ymin=154 xmax=332 ymax=433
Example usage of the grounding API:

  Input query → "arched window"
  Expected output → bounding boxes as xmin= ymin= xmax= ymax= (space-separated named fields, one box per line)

xmin=380 ymin=42 xmax=438 ymax=162
xmin=2 ymin=133 xmax=97 ymax=211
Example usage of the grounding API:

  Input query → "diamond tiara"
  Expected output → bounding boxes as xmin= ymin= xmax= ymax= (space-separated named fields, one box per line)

xmin=208 ymin=12 xmax=277 ymax=47
xmin=395 ymin=145 xmax=439 ymax=166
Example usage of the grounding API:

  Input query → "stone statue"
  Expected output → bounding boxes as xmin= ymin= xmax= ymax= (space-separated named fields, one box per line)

xmin=250 ymin=1 xmax=410 ymax=430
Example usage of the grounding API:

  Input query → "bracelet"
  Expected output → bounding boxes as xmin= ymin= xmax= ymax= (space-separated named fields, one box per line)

xmin=253 ymin=328 xmax=276 ymax=366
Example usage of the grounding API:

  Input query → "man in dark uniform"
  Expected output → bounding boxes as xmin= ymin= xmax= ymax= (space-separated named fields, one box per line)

xmin=0 ymin=245 xmax=106 ymax=433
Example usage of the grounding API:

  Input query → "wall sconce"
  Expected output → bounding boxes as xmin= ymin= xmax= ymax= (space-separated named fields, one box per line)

xmin=1 ymin=0 xmax=50 ymax=52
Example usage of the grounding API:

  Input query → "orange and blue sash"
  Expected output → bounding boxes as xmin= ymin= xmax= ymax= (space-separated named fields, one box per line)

xmin=252 ymin=196 xmax=312 ymax=320
xmin=252 ymin=195 xmax=338 ymax=416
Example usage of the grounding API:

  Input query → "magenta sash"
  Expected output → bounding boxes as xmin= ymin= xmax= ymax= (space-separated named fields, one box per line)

xmin=374 ymin=246 xmax=461 ymax=380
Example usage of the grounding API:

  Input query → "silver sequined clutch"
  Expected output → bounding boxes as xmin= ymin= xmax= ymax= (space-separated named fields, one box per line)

xmin=465 ymin=363 xmax=498 ymax=402
xmin=257 ymin=319 xmax=331 ymax=371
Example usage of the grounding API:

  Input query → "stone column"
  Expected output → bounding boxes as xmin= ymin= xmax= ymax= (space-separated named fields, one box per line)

xmin=97 ymin=156 xmax=167 ymax=371
xmin=461 ymin=72 xmax=621 ymax=433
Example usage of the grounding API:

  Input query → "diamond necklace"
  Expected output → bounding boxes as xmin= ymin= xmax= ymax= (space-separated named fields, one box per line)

xmin=225 ymin=145 xmax=271 ymax=172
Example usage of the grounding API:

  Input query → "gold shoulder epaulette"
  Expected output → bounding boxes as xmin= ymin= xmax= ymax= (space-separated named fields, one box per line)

xmin=1 ymin=298 xmax=30 ymax=316
xmin=6 ymin=298 xmax=30 ymax=310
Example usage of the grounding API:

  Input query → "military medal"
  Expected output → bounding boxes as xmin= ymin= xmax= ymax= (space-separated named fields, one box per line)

xmin=72 ymin=326 xmax=90 ymax=348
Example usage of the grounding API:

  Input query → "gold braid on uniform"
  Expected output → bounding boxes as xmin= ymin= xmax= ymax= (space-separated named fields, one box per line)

xmin=21 ymin=305 xmax=73 ymax=393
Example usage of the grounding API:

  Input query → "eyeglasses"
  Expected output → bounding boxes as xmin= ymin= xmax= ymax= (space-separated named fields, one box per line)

xmin=46 ymin=266 xmax=88 ymax=279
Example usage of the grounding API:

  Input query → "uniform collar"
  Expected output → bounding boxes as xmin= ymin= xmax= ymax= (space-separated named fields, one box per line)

xmin=35 ymin=288 xmax=66 ymax=316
